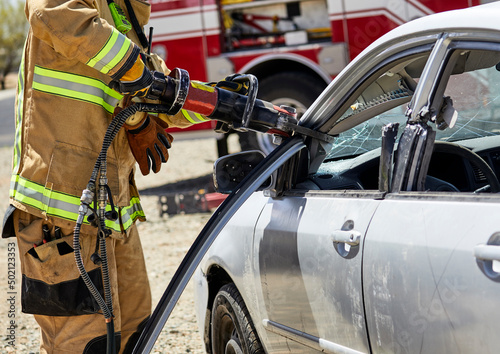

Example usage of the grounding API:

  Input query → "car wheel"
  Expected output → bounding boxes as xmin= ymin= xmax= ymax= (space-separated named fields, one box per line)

xmin=238 ymin=71 xmax=327 ymax=154
xmin=211 ymin=283 xmax=264 ymax=354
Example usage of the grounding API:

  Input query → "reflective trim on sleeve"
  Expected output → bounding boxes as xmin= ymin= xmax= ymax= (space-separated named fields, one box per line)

xmin=86 ymin=29 xmax=132 ymax=75
xmin=181 ymin=109 xmax=211 ymax=124
xmin=32 ymin=66 xmax=123 ymax=114
xmin=9 ymin=174 xmax=144 ymax=233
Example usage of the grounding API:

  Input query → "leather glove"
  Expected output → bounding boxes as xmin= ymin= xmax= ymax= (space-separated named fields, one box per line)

xmin=112 ymin=54 xmax=153 ymax=97
xmin=209 ymin=74 xmax=250 ymax=95
xmin=124 ymin=115 xmax=173 ymax=175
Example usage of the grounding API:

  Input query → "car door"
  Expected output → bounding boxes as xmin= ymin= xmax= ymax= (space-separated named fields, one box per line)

xmin=363 ymin=38 xmax=500 ymax=353
xmin=253 ymin=193 xmax=381 ymax=353
xmin=364 ymin=195 xmax=500 ymax=353
xmin=249 ymin=43 xmax=436 ymax=353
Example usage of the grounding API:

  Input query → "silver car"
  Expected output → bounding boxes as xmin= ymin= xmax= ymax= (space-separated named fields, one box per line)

xmin=193 ymin=3 xmax=500 ymax=353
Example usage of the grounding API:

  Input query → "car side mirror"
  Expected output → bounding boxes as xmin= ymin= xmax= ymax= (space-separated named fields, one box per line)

xmin=213 ymin=150 xmax=271 ymax=194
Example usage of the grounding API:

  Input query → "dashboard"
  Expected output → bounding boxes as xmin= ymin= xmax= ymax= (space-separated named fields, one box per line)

xmin=305 ymin=135 xmax=500 ymax=193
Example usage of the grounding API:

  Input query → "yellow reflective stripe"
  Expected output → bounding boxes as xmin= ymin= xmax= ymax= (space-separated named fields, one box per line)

xmin=117 ymin=196 xmax=143 ymax=230
xmin=181 ymin=109 xmax=211 ymax=124
xmin=87 ymin=30 xmax=120 ymax=68
xmin=87 ymin=29 xmax=132 ymax=74
xmin=104 ymin=39 xmax=130 ymax=74
xmin=34 ymin=66 xmax=122 ymax=98
xmin=13 ymin=45 xmax=25 ymax=174
xmin=10 ymin=175 xmax=144 ymax=232
xmin=33 ymin=66 xmax=123 ymax=113
xmin=191 ymin=81 xmax=215 ymax=93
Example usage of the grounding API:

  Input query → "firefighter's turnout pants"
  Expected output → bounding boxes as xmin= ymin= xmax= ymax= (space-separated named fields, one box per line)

xmin=13 ymin=208 xmax=151 ymax=353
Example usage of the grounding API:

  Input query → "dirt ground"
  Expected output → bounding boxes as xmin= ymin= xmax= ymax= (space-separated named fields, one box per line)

xmin=0 ymin=136 xmax=239 ymax=353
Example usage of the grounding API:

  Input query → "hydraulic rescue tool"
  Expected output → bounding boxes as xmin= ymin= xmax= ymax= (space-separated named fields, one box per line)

xmin=74 ymin=70 xmax=332 ymax=354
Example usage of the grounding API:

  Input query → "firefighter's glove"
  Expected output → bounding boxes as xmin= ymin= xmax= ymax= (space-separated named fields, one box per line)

xmin=209 ymin=74 xmax=249 ymax=96
xmin=113 ymin=56 xmax=153 ymax=97
xmin=124 ymin=115 xmax=173 ymax=175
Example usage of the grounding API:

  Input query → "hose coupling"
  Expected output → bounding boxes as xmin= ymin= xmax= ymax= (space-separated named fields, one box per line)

xmin=80 ymin=188 xmax=94 ymax=206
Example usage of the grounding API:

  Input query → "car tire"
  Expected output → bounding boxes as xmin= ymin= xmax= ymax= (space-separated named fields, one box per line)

xmin=211 ymin=283 xmax=264 ymax=354
xmin=238 ymin=71 xmax=327 ymax=154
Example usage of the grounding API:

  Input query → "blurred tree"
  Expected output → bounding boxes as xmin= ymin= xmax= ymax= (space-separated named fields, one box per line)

xmin=0 ymin=0 xmax=28 ymax=90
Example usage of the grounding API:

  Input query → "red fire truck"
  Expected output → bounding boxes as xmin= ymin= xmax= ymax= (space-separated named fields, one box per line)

xmin=148 ymin=0 xmax=480 ymax=154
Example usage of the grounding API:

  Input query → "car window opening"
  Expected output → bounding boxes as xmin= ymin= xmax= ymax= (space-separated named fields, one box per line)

xmin=306 ymin=47 xmax=500 ymax=195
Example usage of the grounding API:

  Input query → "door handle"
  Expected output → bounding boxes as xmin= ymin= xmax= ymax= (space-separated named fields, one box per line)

xmin=474 ymin=238 xmax=500 ymax=282
xmin=474 ymin=244 xmax=500 ymax=262
xmin=331 ymin=230 xmax=361 ymax=246
xmin=331 ymin=220 xmax=361 ymax=259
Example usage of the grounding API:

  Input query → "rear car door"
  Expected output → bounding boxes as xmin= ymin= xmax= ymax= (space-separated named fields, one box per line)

xmin=363 ymin=38 xmax=500 ymax=353
xmin=364 ymin=195 xmax=500 ymax=353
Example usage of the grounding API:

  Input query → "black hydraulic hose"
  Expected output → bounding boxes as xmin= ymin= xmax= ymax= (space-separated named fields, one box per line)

xmin=73 ymin=209 xmax=112 ymax=319
xmin=99 ymin=221 xmax=113 ymax=314
xmin=74 ymin=104 xmax=140 ymax=354
xmin=107 ymin=320 xmax=116 ymax=354
xmin=89 ymin=105 xmax=140 ymax=183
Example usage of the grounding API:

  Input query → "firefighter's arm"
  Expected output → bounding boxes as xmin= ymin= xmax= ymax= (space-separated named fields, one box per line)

xmin=26 ymin=0 xmax=139 ymax=79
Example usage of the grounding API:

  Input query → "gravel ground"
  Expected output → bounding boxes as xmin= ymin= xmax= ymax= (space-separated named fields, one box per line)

xmin=0 ymin=136 xmax=238 ymax=353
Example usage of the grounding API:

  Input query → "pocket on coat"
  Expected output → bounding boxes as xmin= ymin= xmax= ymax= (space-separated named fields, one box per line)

xmin=18 ymin=216 xmax=103 ymax=316
xmin=46 ymin=141 xmax=120 ymax=200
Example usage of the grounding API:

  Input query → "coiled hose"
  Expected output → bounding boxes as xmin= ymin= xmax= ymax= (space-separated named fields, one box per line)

xmin=74 ymin=104 xmax=140 ymax=354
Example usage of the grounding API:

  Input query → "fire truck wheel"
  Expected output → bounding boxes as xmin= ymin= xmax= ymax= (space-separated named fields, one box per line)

xmin=238 ymin=71 xmax=327 ymax=154
xmin=211 ymin=283 xmax=264 ymax=354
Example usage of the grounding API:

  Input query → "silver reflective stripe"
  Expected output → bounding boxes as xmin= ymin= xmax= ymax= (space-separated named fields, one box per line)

xmin=13 ymin=46 xmax=25 ymax=174
xmin=10 ymin=174 xmax=144 ymax=233
xmin=87 ymin=29 xmax=132 ymax=74
xmin=33 ymin=66 xmax=123 ymax=113
xmin=118 ymin=196 xmax=145 ymax=230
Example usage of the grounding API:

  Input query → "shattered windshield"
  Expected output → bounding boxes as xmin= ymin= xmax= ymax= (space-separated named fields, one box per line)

xmin=327 ymin=54 xmax=500 ymax=160
xmin=327 ymin=104 xmax=408 ymax=159
xmin=438 ymin=66 xmax=500 ymax=142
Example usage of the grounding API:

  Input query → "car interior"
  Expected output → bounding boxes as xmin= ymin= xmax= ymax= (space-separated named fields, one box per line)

xmin=303 ymin=48 xmax=500 ymax=194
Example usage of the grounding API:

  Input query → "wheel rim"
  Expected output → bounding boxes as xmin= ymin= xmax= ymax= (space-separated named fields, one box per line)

xmin=225 ymin=337 xmax=244 ymax=354
xmin=257 ymin=97 xmax=308 ymax=155
xmin=218 ymin=313 xmax=243 ymax=354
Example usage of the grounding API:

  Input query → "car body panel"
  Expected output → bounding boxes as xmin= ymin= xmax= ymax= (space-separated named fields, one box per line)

xmin=193 ymin=3 xmax=500 ymax=353
xmin=253 ymin=195 xmax=381 ymax=353
xmin=364 ymin=196 xmax=500 ymax=353
xmin=194 ymin=191 xmax=270 ymax=348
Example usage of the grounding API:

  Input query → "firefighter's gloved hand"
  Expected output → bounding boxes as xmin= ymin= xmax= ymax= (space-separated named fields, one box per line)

xmin=209 ymin=74 xmax=250 ymax=96
xmin=113 ymin=55 xmax=153 ymax=97
xmin=124 ymin=115 xmax=173 ymax=175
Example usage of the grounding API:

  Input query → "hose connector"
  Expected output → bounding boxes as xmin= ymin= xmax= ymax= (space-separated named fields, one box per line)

xmin=80 ymin=188 xmax=94 ymax=206
xmin=77 ymin=188 xmax=94 ymax=225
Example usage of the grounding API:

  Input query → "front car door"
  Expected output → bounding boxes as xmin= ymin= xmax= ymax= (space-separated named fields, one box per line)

xmin=251 ymin=41 xmax=436 ymax=353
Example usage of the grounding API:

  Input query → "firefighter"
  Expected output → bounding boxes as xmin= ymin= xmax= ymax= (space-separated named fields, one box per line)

xmin=0 ymin=0 xmax=234 ymax=352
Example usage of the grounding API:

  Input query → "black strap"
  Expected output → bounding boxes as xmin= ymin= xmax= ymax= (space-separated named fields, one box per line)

xmin=123 ymin=0 xmax=150 ymax=49
xmin=1 ymin=204 xmax=16 ymax=238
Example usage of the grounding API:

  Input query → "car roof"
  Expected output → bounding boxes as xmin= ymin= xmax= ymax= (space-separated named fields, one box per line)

xmin=301 ymin=2 xmax=500 ymax=134
xmin=367 ymin=2 xmax=500 ymax=52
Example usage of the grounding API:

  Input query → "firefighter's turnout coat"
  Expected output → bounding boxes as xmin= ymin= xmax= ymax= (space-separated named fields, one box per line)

xmin=5 ymin=0 xmax=201 ymax=237
xmin=0 ymin=0 xmax=191 ymax=351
